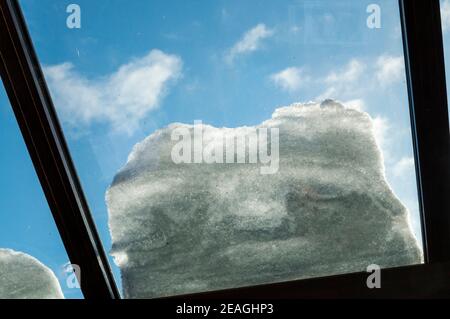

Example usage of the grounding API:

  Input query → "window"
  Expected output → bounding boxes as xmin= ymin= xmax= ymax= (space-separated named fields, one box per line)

xmin=14 ymin=0 xmax=423 ymax=298
xmin=0 ymin=82 xmax=82 ymax=299
xmin=1 ymin=0 xmax=449 ymax=300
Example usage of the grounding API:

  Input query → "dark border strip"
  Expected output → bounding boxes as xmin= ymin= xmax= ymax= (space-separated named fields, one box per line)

xmin=400 ymin=0 xmax=450 ymax=263
xmin=0 ymin=0 xmax=120 ymax=299
xmin=168 ymin=262 xmax=450 ymax=299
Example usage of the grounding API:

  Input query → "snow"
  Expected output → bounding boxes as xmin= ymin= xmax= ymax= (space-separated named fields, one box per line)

xmin=106 ymin=100 xmax=422 ymax=298
xmin=0 ymin=249 xmax=64 ymax=299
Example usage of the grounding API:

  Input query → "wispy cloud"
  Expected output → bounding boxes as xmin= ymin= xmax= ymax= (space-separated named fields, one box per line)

xmin=442 ymin=0 xmax=450 ymax=33
xmin=44 ymin=50 xmax=182 ymax=135
xmin=271 ymin=54 xmax=405 ymax=104
xmin=325 ymin=59 xmax=365 ymax=84
xmin=270 ymin=67 xmax=308 ymax=92
xmin=375 ymin=55 xmax=405 ymax=85
xmin=225 ymin=24 xmax=274 ymax=63
xmin=393 ymin=156 xmax=415 ymax=178
xmin=343 ymin=99 xmax=366 ymax=112
xmin=317 ymin=59 xmax=366 ymax=100
xmin=372 ymin=116 xmax=390 ymax=156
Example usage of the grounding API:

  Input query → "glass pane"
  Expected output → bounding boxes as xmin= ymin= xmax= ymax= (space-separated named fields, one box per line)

xmin=20 ymin=0 xmax=423 ymax=298
xmin=0 ymin=82 xmax=83 ymax=299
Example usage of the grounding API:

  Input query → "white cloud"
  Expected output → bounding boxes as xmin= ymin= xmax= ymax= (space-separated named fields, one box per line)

xmin=272 ymin=54 xmax=405 ymax=101
xmin=372 ymin=116 xmax=390 ymax=153
xmin=442 ymin=0 xmax=450 ymax=33
xmin=44 ymin=50 xmax=182 ymax=134
xmin=226 ymin=24 xmax=274 ymax=63
xmin=343 ymin=99 xmax=366 ymax=112
xmin=270 ymin=59 xmax=366 ymax=100
xmin=270 ymin=67 xmax=308 ymax=92
xmin=315 ymin=59 xmax=366 ymax=101
xmin=325 ymin=59 xmax=365 ymax=84
xmin=375 ymin=55 xmax=405 ymax=85
xmin=371 ymin=116 xmax=395 ymax=170
xmin=393 ymin=156 xmax=415 ymax=178
xmin=309 ymin=55 xmax=404 ymax=103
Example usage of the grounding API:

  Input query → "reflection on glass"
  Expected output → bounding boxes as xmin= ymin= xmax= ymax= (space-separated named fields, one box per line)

xmin=20 ymin=0 xmax=422 ymax=298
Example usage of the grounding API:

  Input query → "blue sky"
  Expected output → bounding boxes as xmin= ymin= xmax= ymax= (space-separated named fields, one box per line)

xmin=3 ymin=0 xmax=447 ymax=298
xmin=0 ymin=81 xmax=82 ymax=298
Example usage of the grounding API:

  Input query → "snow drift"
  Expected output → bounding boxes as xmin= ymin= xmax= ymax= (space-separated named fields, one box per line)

xmin=0 ymin=249 xmax=64 ymax=299
xmin=106 ymin=100 xmax=422 ymax=298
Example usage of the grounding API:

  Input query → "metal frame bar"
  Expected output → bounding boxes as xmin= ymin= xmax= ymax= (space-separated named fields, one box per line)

xmin=0 ymin=0 xmax=449 ymax=299
xmin=400 ymin=0 xmax=450 ymax=263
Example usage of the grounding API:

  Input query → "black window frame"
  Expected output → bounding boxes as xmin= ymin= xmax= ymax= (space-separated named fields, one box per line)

xmin=0 ymin=0 xmax=449 ymax=299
